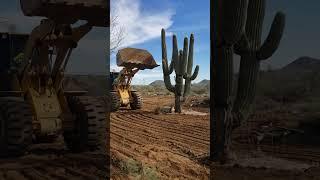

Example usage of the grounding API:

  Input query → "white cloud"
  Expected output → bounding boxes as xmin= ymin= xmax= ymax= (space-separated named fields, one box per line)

xmin=111 ymin=0 xmax=174 ymax=48
xmin=110 ymin=0 xmax=174 ymax=83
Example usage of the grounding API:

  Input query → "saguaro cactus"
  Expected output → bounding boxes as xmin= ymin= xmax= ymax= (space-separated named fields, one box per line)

xmin=211 ymin=0 xmax=285 ymax=162
xmin=161 ymin=29 xmax=199 ymax=113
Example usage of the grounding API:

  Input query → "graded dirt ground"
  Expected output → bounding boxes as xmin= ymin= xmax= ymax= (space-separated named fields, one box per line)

xmin=110 ymin=96 xmax=210 ymax=179
xmin=0 ymin=95 xmax=319 ymax=179
xmin=0 ymin=142 xmax=108 ymax=180
xmin=110 ymin=95 xmax=320 ymax=180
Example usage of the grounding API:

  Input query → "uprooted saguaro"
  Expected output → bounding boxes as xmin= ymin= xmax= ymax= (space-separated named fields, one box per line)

xmin=211 ymin=0 xmax=286 ymax=162
xmin=161 ymin=29 xmax=199 ymax=113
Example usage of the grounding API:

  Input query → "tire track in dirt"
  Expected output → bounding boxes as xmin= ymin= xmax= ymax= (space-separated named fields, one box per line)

xmin=118 ymin=112 xmax=209 ymax=145
xmin=111 ymin=112 xmax=209 ymax=157
xmin=137 ymin=113 xmax=210 ymax=134
xmin=130 ymin=113 xmax=209 ymax=140
xmin=112 ymin=114 xmax=209 ymax=149
xmin=111 ymin=119 xmax=202 ymax=160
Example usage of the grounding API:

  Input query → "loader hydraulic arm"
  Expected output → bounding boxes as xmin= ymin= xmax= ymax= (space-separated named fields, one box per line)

xmin=0 ymin=0 xmax=110 ymax=147
xmin=18 ymin=0 xmax=109 ymax=94
xmin=20 ymin=19 xmax=93 ymax=93
xmin=11 ymin=0 xmax=109 ymax=138
xmin=113 ymin=67 xmax=139 ymax=89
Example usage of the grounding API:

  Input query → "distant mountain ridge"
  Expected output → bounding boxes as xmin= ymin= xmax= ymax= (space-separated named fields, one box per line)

xmin=195 ymin=79 xmax=210 ymax=88
xmin=149 ymin=79 xmax=210 ymax=87
xmin=281 ymin=56 xmax=320 ymax=72
xmin=149 ymin=80 xmax=165 ymax=87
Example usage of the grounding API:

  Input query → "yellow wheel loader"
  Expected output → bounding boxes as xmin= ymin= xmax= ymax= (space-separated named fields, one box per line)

xmin=0 ymin=0 xmax=109 ymax=157
xmin=110 ymin=48 xmax=159 ymax=112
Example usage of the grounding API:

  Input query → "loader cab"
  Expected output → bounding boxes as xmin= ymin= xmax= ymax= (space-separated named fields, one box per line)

xmin=0 ymin=33 xmax=29 ymax=72
xmin=0 ymin=32 xmax=29 ymax=91
xmin=110 ymin=71 xmax=120 ymax=87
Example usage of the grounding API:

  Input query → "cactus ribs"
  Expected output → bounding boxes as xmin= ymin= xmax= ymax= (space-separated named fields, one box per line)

xmin=211 ymin=0 xmax=286 ymax=162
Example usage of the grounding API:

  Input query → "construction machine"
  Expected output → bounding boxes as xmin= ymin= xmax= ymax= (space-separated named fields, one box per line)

xmin=0 ymin=0 xmax=109 ymax=157
xmin=110 ymin=48 xmax=159 ymax=112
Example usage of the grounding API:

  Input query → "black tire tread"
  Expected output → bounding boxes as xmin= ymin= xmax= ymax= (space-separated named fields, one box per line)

xmin=130 ymin=92 xmax=143 ymax=110
xmin=110 ymin=91 xmax=121 ymax=112
xmin=0 ymin=97 xmax=33 ymax=157
xmin=64 ymin=96 xmax=107 ymax=153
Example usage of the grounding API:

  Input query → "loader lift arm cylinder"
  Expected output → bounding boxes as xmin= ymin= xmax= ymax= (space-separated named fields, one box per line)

xmin=20 ymin=19 xmax=93 ymax=93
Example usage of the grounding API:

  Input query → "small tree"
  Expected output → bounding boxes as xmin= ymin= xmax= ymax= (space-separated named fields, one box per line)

xmin=110 ymin=10 xmax=125 ymax=54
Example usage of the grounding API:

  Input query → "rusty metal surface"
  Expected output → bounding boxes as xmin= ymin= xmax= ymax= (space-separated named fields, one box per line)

xmin=20 ymin=0 xmax=109 ymax=27
xmin=116 ymin=48 xmax=159 ymax=70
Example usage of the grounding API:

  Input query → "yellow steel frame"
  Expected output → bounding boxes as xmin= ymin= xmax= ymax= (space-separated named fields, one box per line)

xmin=17 ymin=19 xmax=92 ymax=137
xmin=113 ymin=67 xmax=139 ymax=106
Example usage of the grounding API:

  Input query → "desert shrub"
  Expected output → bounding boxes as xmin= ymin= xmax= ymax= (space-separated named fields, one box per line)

xmin=154 ymin=106 xmax=161 ymax=115
xmin=116 ymin=158 xmax=142 ymax=175
xmin=141 ymin=167 xmax=159 ymax=180
xmin=192 ymin=87 xmax=208 ymax=95
xmin=117 ymin=158 xmax=159 ymax=179
xmin=126 ymin=158 xmax=142 ymax=176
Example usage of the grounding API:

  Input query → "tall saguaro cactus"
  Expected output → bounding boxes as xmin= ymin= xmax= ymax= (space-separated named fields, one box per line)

xmin=211 ymin=0 xmax=285 ymax=162
xmin=161 ymin=29 xmax=199 ymax=113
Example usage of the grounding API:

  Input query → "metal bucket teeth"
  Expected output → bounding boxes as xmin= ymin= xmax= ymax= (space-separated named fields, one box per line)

xmin=20 ymin=0 xmax=109 ymax=27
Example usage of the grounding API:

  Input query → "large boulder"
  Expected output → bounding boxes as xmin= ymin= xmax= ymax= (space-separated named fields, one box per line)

xmin=116 ymin=48 xmax=159 ymax=70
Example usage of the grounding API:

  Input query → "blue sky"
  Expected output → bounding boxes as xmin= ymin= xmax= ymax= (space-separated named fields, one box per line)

xmin=111 ymin=0 xmax=210 ymax=85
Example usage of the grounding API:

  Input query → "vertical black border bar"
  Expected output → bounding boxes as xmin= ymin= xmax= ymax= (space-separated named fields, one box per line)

xmin=210 ymin=0 xmax=214 ymax=178
xmin=105 ymin=0 xmax=111 ymax=178
xmin=210 ymin=0 xmax=216 ymax=159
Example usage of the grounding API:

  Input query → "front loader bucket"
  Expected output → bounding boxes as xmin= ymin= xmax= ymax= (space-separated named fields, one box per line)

xmin=116 ymin=48 xmax=159 ymax=70
xmin=20 ymin=0 xmax=109 ymax=27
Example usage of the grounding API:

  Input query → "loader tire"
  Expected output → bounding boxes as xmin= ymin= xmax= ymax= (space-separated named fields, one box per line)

xmin=0 ymin=97 xmax=33 ymax=157
xmin=130 ymin=92 xmax=143 ymax=110
xmin=110 ymin=91 xmax=120 ymax=112
xmin=64 ymin=96 xmax=107 ymax=153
